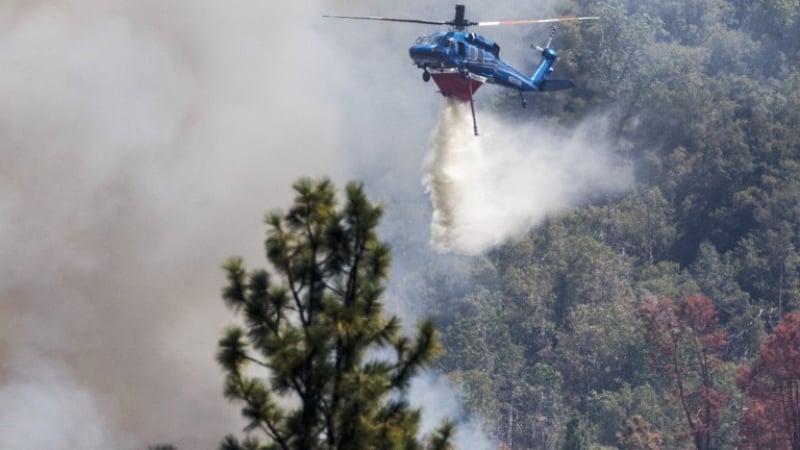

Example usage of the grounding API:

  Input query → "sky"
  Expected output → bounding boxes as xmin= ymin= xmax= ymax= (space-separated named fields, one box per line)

xmin=0 ymin=1 xmax=624 ymax=448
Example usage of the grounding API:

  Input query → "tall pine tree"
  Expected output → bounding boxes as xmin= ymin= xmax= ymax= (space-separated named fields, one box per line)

xmin=217 ymin=178 xmax=452 ymax=450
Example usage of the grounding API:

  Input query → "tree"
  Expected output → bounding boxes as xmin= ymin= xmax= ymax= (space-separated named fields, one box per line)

xmin=588 ymin=384 xmax=677 ymax=448
xmin=616 ymin=415 xmax=662 ymax=450
xmin=690 ymin=241 xmax=763 ymax=358
xmin=562 ymin=416 xmax=589 ymax=450
xmin=737 ymin=312 xmax=800 ymax=450
xmin=639 ymin=295 xmax=726 ymax=450
xmin=216 ymin=178 xmax=452 ymax=450
xmin=553 ymin=302 xmax=646 ymax=399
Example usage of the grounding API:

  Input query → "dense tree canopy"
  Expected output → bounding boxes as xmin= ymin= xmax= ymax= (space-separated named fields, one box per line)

xmin=419 ymin=0 xmax=800 ymax=447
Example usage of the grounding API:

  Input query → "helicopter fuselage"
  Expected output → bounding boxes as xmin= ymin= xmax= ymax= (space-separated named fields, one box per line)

xmin=408 ymin=30 xmax=566 ymax=101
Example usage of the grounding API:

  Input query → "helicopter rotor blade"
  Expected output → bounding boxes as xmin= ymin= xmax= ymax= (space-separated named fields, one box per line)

xmin=322 ymin=15 xmax=447 ymax=26
xmin=476 ymin=16 xmax=599 ymax=26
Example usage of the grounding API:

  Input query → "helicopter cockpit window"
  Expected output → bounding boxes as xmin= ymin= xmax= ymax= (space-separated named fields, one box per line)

xmin=414 ymin=36 xmax=434 ymax=45
xmin=433 ymin=35 xmax=452 ymax=48
xmin=457 ymin=41 xmax=466 ymax=57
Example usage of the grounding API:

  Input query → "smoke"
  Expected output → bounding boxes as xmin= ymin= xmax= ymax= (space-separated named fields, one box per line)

xmin=423 ymin=98 xmax=631 ymax=254
xmin=411 ymin=373 xmax=496 ymax=450
xmin=0 ymin=0 xmax=615 ymax=448
xmin=0 ymin=356 xmax=136 ymax=450
xmin=0 ymin=1 xmax=342 ymax=448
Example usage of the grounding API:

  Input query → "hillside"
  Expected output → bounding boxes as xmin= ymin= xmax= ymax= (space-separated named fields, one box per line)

xmin=421 ymin=0 xmax=800 ymax=448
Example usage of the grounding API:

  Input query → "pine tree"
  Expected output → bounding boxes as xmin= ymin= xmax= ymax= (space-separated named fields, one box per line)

xmin=216 ymin=178 xmax=451 ymax=450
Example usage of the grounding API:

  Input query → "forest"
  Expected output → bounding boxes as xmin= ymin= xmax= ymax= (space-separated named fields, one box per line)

xmin=416 ymin=0 xmax=800 ymax=448
xmin=214 ymin=0 xmax=800 ymax=449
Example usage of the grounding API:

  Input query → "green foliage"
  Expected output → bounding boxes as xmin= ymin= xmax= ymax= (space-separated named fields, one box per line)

xmin=568 ymin=188 xmax=677 ymax=265
xmin=427 ymin=420 xmax=456 ymax=450
xmin=218 ymin=178 xmax=450 ymax=450
xmin=588 ymin=384 xmax=677 ymax=448
xmin=562 ymin=416 xmax=590 ymax=450
xmin=691 ymin=241 xmax=764 ymax=357
xmin=635 ymin=262 xmax=700 ymax=300
xmin=553 ymin=302 xmax=647 ymax=396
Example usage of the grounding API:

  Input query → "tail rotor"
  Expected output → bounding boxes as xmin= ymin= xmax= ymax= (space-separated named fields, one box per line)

xmin=528 ymin=25 xmax=575 ymax=92
xmin=532 ymin=26 xmax=557 ymax=52
xmin=545 ymin=25 xmax=556 ymax=49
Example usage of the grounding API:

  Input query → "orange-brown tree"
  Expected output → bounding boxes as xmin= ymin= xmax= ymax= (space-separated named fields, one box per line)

xmin=737 ymin=312 xmax=800 ymax=450
xmin=639 ymin=295 xmax=726 ymax=450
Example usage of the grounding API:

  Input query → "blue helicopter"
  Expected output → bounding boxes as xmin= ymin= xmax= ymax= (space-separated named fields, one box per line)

xmin=325 ymin=5 xmax=598 ymax=135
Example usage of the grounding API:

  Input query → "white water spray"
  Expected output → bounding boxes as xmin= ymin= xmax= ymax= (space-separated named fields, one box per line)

xmin=423 ymin=98 xmax=631 ymax=254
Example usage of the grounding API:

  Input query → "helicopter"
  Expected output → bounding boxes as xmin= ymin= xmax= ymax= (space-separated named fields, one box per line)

xmin=324 ymin=5 xmax=598 ymax=135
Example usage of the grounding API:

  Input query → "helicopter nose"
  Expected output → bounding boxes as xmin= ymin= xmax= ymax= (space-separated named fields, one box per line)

xmin=409 ymin=44 xmax=431 ymax=58
xmin=409 ymin=44 xmax=439 ymax=65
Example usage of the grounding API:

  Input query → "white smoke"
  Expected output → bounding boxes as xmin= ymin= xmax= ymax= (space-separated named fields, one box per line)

xmin=0 ymin=356 xmax=136 ymax=450
xmin=423 ymin=98 xmax=631 ymax=254
xmin=411 ymin=373 xmax=496 ymax=450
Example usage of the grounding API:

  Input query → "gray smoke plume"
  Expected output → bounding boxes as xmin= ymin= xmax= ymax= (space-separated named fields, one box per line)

xmin=0 ymin=1 xmax=342 ymax=448
xmin=0 ymin=1 xmax=612 ymax=448
xmin=423 ymin=98 xmax=631 ymax=254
